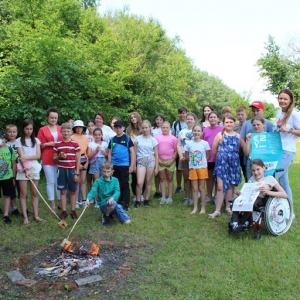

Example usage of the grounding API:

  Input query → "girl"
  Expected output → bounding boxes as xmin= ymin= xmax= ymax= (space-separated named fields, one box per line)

xmin=185 ymin=124 xmax=210 ymax=214
xmin=209 ymin=114 xmax=244 ymax=218
xmin=87 ymin=128 xmax=108 ymax=181
xmin=16 ymin=119 xmax=43 ymax=225
xmin=71 ymin=120 xmax=89 ymax=207
xmin=126 ymin=112 xmax=144 ymax=202
xmin=134 ymin=120 xmax=158 ymax=207
xmin=155 ymin=121 xmax=177 ymax=204
xmin=200 ymin=105 xmax=214 ymax=128
xmin=202 ymin=111 xmax=223 ymax=203
xmin=86 ymin=119 xmax=96 ymax=194
xmin=151 ymin=113 xmax=166 ymax=198
xmin=177 ymin=112 xmax=197 ymax=205
xmin=230 ymin=159 xmax=288 ymax=234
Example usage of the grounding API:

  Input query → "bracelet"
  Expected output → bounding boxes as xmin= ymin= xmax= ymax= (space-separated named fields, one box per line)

xmin=74 ymin=173 xmax=80 ymax=176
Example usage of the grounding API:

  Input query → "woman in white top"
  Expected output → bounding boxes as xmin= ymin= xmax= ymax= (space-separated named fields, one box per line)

xmin=94 ymin=111 xmax=115 ymax=143
xmin=274 ymin=89 xmax=300 ymax=203
xmin=16 ymin=119 xmax=42 ymax=225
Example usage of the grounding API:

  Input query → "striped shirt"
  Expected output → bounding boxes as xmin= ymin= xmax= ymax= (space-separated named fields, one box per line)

xmin=53 ymin=140 xmax=80 ymax=169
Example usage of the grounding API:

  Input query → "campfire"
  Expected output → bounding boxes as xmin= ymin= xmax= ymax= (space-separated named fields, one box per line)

xmin=37 ymin=242 xmax=102 ymax=277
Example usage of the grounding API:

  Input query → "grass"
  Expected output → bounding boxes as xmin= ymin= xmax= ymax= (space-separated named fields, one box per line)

xmin=1 ymin=142 xmax=300 ymax=299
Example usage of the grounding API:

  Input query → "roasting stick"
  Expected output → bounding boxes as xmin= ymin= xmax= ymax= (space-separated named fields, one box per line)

xmin=29 ymin=178 xmax=68 ymax=228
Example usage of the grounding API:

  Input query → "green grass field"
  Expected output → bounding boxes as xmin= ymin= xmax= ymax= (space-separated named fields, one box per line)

xmin=1 ymin=143 xmax=300 ymax=300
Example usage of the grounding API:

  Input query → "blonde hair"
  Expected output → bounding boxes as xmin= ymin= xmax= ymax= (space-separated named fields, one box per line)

xmin=61 ymin=123 xmax=72 ymax=130
xmin=127 ymin=112 xmax=142 ymax=136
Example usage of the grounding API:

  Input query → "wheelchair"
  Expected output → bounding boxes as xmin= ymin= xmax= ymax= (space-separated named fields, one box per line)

xmin=228 ymin=169 xmax=294 ymax=239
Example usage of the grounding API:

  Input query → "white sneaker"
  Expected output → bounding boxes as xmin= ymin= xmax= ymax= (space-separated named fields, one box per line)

xmin=165 ymin=197 xmax=173 ymax=204
xmin=183 ymin=198 xmax=189 ymax=205
xmin=94 ymin=204 xmax=99 ymax=209
xmin=132 ymin=196 xmax=137 ymax=202
xmin=141 ymin=195 xmax=145 ymax=202
xmin=76 ymin=201 xmax=81 ymax=208
xmin=188 ymin=198 xmax=194 ymax=205
xmin=160 ymin=197 xmax=166 ymax=204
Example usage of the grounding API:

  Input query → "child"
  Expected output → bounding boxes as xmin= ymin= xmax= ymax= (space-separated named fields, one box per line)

xmin=185 ymin=124 xmax=210 ymax=214
xmin=16 ymin=119 xmax=43 ymax=225
xmin=110 ymin=116 xmax=120 ymax=132
xmin=134 ymin=120 xmax=158 ymax=207
xmin=171 ymin=106 xmax=188 ymax=194
xmin=155 ymin=121 xmax=177 ymax=204
xmin=108 ymin=120 xmax=135 ymax=211
xmin=0 ymin=130 xmax=17 ymax=223
xmin=71 ymin=120 xmax=89 ymax=207
xmin=200 ymin=105 xmax=214 ymax=128
xmin=6 ymin=124 xmax=20 ymax=216
xmin=86 ymin=161 xmax=131 ymax=226
xmin=202 ymin=111 xmax=223 ymax=203
xmin=209 ymin=114 xmax=244 ymax=218
xmin=177 ymin=112 xmax=197 ymax=204
xmin=86 ymin=119 xmax=96 ymax=195
xmin=53 ymin=123 xmax=80 ymax=220
xmin=151 ymin=113 xmax=166 ymax=199
xmin=230 ymin=159 xmax=287 ymax=234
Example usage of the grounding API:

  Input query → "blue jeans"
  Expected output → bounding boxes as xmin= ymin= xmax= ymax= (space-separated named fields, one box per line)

xmin=100 ymin=201 xmax=130 ymax=224
xmin=275 ymin=150 xmax=295 ymax=203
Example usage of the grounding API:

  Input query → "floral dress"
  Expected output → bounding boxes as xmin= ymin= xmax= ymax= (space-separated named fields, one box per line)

xmin=214 ymin=133 xmax=241 ymax=192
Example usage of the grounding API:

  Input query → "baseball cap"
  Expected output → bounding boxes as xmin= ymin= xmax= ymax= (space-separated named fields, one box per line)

xmin=249 ymin=101 xmax=264 ymax=109
xmin=113 ymin=120 xmax=125 ymax=127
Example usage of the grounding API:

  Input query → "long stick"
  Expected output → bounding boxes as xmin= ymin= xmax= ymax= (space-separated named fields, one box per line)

xmin=66 ymin=205 xmax=88 ymax=240
xmin=29 ymin=178 xmax=61 ymax=221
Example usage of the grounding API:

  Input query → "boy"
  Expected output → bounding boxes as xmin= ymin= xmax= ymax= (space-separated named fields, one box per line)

xmin=6 ymin=124 xmax=20 ymax=216
xmin=86 ymin=161 xmax=131 ymax=226
xmin=107 ymin=120 xmax=135 ymax=211
xmin=0 ymin=130 xmax=17 ymax=223
xmin=53 ymin=123 xmax=80 ymax=219
xmin=171 ymin=106 xmax=188 ymax=193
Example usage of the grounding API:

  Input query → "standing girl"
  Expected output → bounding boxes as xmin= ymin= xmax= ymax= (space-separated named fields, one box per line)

xmin=209 ymin=114 xmax=244 ymax=218
xmin=86 ymin=119 xmax=95 ymax=194
xmin=177 ymin=112 xmax=197 ymax=205
xmin=155 ymin=121 xmax=177 ymax=204
xmin=202 ymin=111 xmax=223 ymax=203
xmin=185 ymin=124 xmax=210 ymax=214
xmin=134 ymin=120 xmax=158 ymax=207
xmin=16 ymin=119 xmax=43 ymax=225
xmin=200 ymin=105 xmax=214 ymax=128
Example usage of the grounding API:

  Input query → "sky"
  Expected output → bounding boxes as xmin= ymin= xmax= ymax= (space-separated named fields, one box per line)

xmin=98 ymin=0 xmax=300 ymax=106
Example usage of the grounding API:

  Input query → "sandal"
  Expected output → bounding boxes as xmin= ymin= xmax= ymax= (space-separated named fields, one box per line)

xmin=23 ymin=219 xmax=30 ymax=226
xmin=225 ymin=208 xmax=233 ymax=217
xmin=34 ymin=217 xmax=46 ymax=223
xmin=208 ymin=211 xmax=220 ymax=218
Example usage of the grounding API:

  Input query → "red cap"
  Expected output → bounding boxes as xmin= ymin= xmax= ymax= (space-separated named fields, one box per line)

xmin=249 ymin=101 xmax=264 ymax=109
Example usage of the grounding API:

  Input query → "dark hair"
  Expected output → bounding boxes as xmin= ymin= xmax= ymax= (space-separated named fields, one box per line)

xmin=208 ymin=111 xmax=220 ymax=119
xmin=201 ymin=105 xmax=214 ymax=122
xmin=20 ymin=119 xmax=36 ymax=147
xmin=86 ymin=119 xmax=95 ymax=126
xmin=251 ymin=159 xmax=266 ymax=169
xmin=220 ymin=113 xmax=236 ymax=141
xmin=94 ymin=111 xmax=105 ymax=123
xmin=93 ymin=127 xmax=103 ymax=141
xmin=46 ymin=107 xmax=59 ymax=117
xmin=278 ymin=89 xmax=294 ymax=126
xmin=153 ymin=113 xmax=165 ymax=128
xmin=110 ymin=116 xmax=120 ymax=123
xmin=178 ymin=106 xmax=187 ymax=113
xmin=251 ymin=116 xmax=265 ymax=124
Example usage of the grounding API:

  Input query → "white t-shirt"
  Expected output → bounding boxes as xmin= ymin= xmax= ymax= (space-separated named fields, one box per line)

xmin=135 ymin=135 xmax=158 ymax=160
xmin=184 ymin=140 xmax=210 ymax=169
xmin=88 ymin=141 xmax=108 ymax=158
xmin=15 ymin=137 xmax=41 ymax=156
xmin=248 ymin=175 xmax=278 ymax=198
xmin=151 ymin=127 xmax=162 ymax=136
xmin=178 ymin=128 xmax=193 ymax=152
xmin=274 ymin=109 xmax=300 ymax=152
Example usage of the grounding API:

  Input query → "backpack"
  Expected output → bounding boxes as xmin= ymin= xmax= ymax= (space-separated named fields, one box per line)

xmin=173 ymin=120 xmax=182 ymax=137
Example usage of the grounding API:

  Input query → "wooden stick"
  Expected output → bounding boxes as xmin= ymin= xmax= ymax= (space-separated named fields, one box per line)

xmin=66 ymin=205 xmax=88 ymax=241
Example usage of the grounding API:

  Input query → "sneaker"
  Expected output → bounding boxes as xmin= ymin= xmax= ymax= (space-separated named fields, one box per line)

xmin=205 ymin=197 xmax=213 ymax=204
xmin=154 ymin=192 xmax=162 ymax=199
xmin=144 ymin=200 xmax=150 ymax=207
xmin=81 ymin=200 xmax=86 ymax=206
xmin=60 ymin=211 xmax=68 ymax=220
xmin=165 ymin=197 xmax=173 ymax=204
xmin=134 ymin=201 xmax=141 ymax=209
xmin=75 ymin=201 xmax=80 ymax=208
xmin=160 ymin=197 xmax=167 ymax=204
xmin=175 ymin=187 xmax=182 ymax=194
xmin=132 ymin=195 xmax=137 ymax=202
xmin=3 ymin=215 xmax=12 ymax=224
xmin=141 ymin=195 xmax=145 ymax=202
xmin=102 ymin=214 xmax=110 ymax=226
xmin=183 ymin=198 xmax=190 ymax=205
xmin=77 ymin=201 xmax=83 ymax=207
xmin=94 ymin=204 xmax=99 ymax=209
xmin=188 ymin=198 xmax=194 ymax=205
xmin=123 ymin=205 xmax=130 ymax=212
xmin=12 ymin=208 xmax=20 ymax=217
xmin=70 ymin=211 xmax=78 ymax=219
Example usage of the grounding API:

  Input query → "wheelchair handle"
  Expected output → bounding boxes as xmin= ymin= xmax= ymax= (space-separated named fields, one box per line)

xmin=273 ymin=168 xmax=284 ymax=177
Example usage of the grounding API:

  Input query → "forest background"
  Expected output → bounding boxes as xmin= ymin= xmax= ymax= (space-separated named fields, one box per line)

xmin=0 ymin=0 xmax=297 ymax=129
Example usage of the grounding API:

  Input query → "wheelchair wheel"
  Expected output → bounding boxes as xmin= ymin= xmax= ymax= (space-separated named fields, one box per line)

xmin=264 ymin=197 xmax=293 ymax=236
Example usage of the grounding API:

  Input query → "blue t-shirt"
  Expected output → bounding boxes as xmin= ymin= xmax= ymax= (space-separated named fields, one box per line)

xmin=240 ymin=118 xmax=273 ymax=140
xmin=108 ymin=134 xmax=134 ymax=167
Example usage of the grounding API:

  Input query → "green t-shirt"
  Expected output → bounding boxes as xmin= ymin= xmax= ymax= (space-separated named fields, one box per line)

xmin=0 ymin=146 xmax=16 ymax=180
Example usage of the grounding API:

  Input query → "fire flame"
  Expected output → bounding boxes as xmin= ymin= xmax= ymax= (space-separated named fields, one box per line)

xmin=62 ymin=242 xmax=99 ymax=257
xmin=90 ymin=243 xmax=99 ymax=256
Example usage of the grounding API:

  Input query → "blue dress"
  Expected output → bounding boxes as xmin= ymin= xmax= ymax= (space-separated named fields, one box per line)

xmin=214 ymin=133 xmax=241 ymax=192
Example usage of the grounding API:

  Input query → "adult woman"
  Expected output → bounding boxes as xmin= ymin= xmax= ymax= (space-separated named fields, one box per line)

xmin=94 ymin=112 xmax=115 ymax=143
xmin=37 ymin=108 xmax=62 ymax=211
xmin=200 ymin=105 xmax=214 ymax=128
xmin=274 ymin=89 xmax=300 ymax=203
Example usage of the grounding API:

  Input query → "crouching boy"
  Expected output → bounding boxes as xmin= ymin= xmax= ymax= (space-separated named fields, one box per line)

xmin=86 ymin=161 xmax=131 ymax=226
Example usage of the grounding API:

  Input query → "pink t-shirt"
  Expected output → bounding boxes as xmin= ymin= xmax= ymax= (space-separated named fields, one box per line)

xmin=203 ymin=125 xmax=223 ymax=162
xmin=155 ymin=134 xmax=177 ymax=160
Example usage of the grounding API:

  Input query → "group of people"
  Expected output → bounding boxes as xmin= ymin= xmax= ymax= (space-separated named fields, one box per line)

xmin=0 ymin=89 xmax=299 ymax=227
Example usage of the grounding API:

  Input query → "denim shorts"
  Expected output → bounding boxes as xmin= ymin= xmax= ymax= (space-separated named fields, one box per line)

xmin=89 ymin=157 xmax=106 ymax=175
xmin=57 ymin=169 xmax=78 ymax=192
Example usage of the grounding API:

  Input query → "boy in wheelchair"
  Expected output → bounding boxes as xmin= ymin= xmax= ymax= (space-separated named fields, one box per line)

xmin=229 ymin=159 xmax=288 ymax=235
